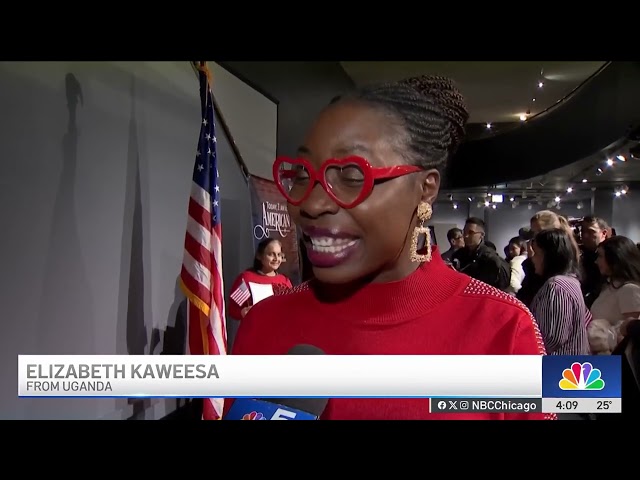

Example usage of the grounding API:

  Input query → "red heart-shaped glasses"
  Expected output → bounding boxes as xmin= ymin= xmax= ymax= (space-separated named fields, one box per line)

xmin=273 ymin=156 xmax=423 ymax=209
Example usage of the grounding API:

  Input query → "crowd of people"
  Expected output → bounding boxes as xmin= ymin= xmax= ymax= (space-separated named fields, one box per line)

xmin=440 ymin=213 xmax=640 ymax=416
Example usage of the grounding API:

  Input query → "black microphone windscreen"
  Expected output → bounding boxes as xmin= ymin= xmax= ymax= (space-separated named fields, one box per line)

xmin=286 ymin=344 xmax=326 ymax=355
xmin=258 ymin=344 xmax=328 ymax=417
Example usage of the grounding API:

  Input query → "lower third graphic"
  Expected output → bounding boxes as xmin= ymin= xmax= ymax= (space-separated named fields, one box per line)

xmin=431 ymin=398 xmax=541 ymax=414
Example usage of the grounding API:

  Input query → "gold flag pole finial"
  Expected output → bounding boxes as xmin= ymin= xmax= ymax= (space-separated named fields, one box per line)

xmin=195 ymin=61 xmax=213 ymax=89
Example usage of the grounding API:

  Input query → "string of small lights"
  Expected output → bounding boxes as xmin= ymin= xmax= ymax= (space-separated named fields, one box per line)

xmin=445 ymin=62 xmax=633 ymax=211
xmin=484 ymin=68 xmax=543 ymax=132
xmin=482 ymin=62 xmax=610 ymax=136
xmin=444 ymin=146 xmax=634 ymax=211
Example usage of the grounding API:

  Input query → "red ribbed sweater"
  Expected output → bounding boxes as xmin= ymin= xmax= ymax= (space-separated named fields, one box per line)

xmin=227 ymin=250 xmax=554 ymax=420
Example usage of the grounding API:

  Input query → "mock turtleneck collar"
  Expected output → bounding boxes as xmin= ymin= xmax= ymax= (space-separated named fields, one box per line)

xmin=307 ymin=246 xmax=467 ymax=324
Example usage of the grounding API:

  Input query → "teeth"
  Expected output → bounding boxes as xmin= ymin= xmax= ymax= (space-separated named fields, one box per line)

xmin=309 ymin=237 xmax=357 ymax=253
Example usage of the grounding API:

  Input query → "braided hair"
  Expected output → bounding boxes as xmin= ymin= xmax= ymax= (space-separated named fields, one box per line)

xmin=331 ymin=75 xmax=469 ymax=171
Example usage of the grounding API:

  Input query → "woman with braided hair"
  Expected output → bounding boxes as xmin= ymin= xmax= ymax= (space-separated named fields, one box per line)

xmin=227 ymin=75 xmax=553 ymax=420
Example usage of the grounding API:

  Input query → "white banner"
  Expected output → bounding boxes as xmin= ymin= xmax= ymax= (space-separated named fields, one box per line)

xmin=17 ymin=355 xmax=542 ymax=398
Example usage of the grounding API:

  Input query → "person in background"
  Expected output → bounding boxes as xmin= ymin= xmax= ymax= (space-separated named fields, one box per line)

xmin=506 ymin=236 xmax=528 ymax=295
xmin=519 ymin=226 xmax=532 ymax=240
xmin=588 ymin=236 xmax=640 ymax=354
xmin=229 ymin=74 xmax=553 ymax=420
xmin=529 ymin=228 xmax=592 ymax=356
xmin=441 ymin=227 xmax=464 ymax=263
xmin=517 ymin=210 xmax=580 ymax=308
xmin=599 ymin=318 xmax=640 ymax=419
xmin=581 ymin=216 xmax=610 ymax=309
xmin=484 ymin=240 xmax=498 ymax=252
xmin=452 ymin=217 xmax=510 ymax=291
xmin=227 ymin=238 xmax=293 ymax=321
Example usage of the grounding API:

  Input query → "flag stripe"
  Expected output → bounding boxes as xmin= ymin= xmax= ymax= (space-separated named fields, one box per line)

xmin=182 ymin=250 xmax=212 ymax=293
xmin=180 ymin=267 xmax=211 ymax=312
xmin=190 ymin=182 xmax=212 ymax=213
xmin=231 ymin=291 xmax=250 ymax=306
xmin=188 ymin=197 xmax=211 ymax=233
xmin=186 ymin=217 xmax=212 ymax=252
xmin=211 ymin=226 xmax=225 ymax=291
xmin=179 ymin=62 xmax=227 ymax=420
xmin=230 ymin=280 xmax=251 ymax=305
xmin=184 ymin=233 xmax=212 ymax=273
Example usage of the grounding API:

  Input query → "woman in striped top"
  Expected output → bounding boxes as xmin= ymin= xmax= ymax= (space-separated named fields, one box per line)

xmin=529 ymin=228 xmax=592 ymax=355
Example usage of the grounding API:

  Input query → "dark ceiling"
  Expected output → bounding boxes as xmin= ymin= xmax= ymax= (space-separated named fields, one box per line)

xmin=340 ymin=61 xmax=606 ymax=139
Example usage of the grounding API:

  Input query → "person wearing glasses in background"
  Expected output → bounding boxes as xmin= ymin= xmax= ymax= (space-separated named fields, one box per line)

xmin=452 ymin=217 xmax=511 ymax=291
xmin=441 ymin=227 xmax=464 ymax=264
xmin=227 ymin=75 xmax=554 ymax=420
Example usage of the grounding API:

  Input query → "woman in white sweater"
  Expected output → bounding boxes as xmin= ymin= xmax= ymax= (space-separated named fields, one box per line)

xmin=588 ymin=236 xmax=640 ymax=354
xmin=506 ymin=236 xmax=527 ymax=295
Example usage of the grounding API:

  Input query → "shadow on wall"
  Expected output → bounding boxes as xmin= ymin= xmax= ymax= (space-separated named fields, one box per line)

xmin=158 ymin=276 xmax=187 ymax=355
xmin=37 ymin=74 xmax=95 ymax=354
xmin=30 ymin=72 xmax=96 ymax=418
xmin=115 ymin=75 xmax=152 ymax=418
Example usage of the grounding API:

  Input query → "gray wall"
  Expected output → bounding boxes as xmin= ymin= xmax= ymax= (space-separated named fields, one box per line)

xmin=220 ymin=62 xmax=356 ymax=157
xmin=0 ymin=61 xmax=255 ymax=419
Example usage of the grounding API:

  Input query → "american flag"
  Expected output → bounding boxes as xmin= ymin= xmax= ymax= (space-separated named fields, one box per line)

xmin=179 ymin=62 xmax=227 ymax=420
xmin=230 ymin=279 xmax=251 ymax=306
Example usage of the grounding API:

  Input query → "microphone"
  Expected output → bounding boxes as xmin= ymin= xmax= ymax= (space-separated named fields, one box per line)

xmin=223 ymin=344 xmax=328 ymax=420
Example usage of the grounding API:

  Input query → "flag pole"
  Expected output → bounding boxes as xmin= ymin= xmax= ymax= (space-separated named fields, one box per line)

xmin=190 ymin=61 xmax=250 ymax=181
xmin=182 ymin=61 xmax=227 ymax=420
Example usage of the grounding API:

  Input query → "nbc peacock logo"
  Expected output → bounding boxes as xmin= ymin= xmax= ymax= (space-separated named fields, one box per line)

xmin=241 ymin=411 xmax=267 ymax=420
xmin=559 ymin=362 xmax=605 ymax=390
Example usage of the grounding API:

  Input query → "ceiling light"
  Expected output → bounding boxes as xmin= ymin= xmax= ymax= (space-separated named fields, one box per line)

xmin=606 ymin=158 xmax=614 ymax=166
xmin=453 ymin=203 xmax=458 ymax=209
xmin=486 ymin=123 xmax=492 ymax=129
xmin=615 ymin=191 xmax=622 ymax=197
xmin=566 ymin=187 xmax=573 ymax=193
xmin=491 ymin=204 xmax=497 ymax=209
xmin=484 ymin=200 xmax=490 ymax=207
xmin=509 ymin=197 xmax=515 ymax=202
xmin=582 ymin=178 xmax=588 ymax=183
xmin=538 ymin=81 xmax=544 ymax=88
xmin=519 ymin=114 xmax=527 ymax=121
xmin=617 ymin=155 xmax=626 ymax=162
xmin=555 ymin=196 xmax=561 ymax=202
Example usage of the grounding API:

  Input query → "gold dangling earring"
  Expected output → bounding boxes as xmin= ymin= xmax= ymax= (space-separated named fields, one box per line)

xmin=410 ymin=202 xmax=433 ymax=263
